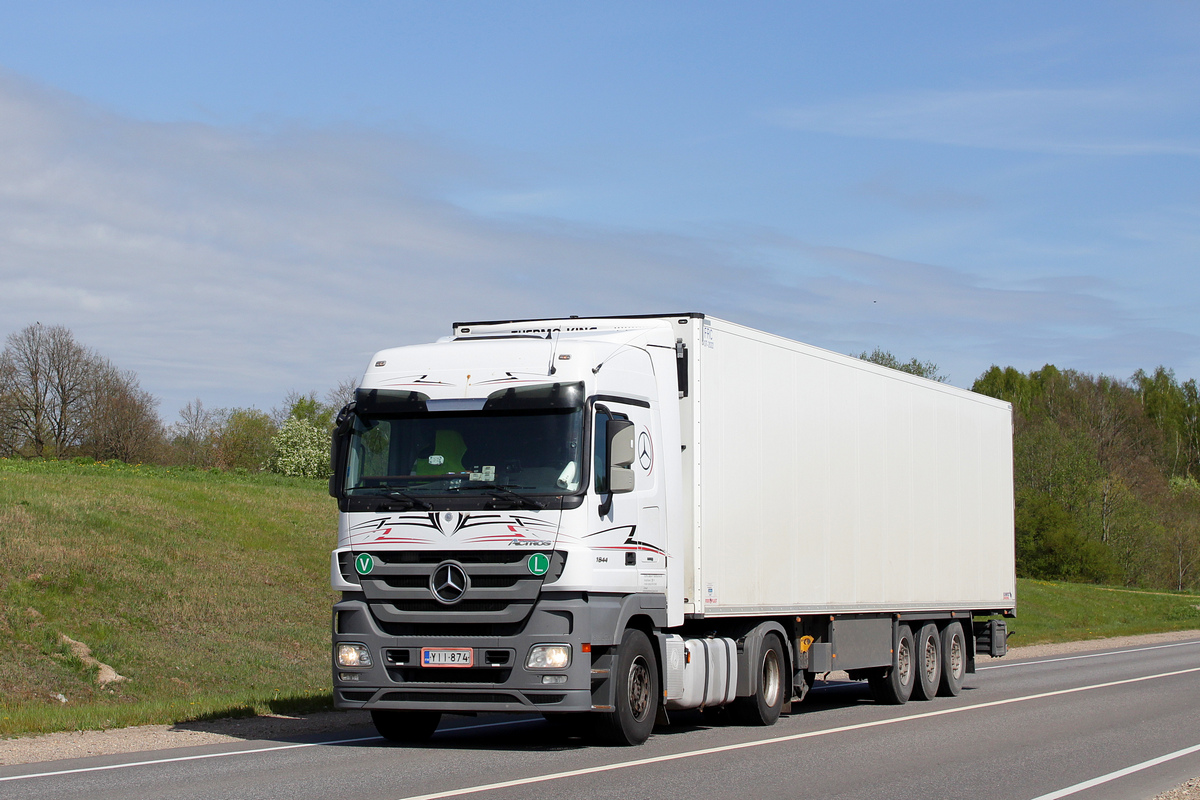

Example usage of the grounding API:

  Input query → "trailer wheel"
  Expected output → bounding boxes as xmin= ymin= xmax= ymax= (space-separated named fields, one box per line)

xmin=938 ymin=622 xmax=966 ymax=697
xmin=869 ymin=624 xmax=914 ymax=704
xmin=597 ymin=628 xmax=659 ymax=745
xmin=370 ymin=710 xmax=441 ymax=743
xmin=912 ymin=623 xmax=941 ymax=701
xmin=733 ymin=632 xmax=786 ymax=726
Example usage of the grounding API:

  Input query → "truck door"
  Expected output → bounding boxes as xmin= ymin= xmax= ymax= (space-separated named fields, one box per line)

xmin=591 ymin=400 xmax=667 ymax=594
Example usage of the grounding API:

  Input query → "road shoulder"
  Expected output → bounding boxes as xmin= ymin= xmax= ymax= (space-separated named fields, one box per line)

xmin=2 ymin=628 xmax=1198 ymax=768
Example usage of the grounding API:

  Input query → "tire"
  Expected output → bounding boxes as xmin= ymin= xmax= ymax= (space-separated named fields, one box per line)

xmin=868 ymin=624 xmax=914 ymax=705
xmin=733 ymin=632 xmax=786 ymax=726
xmin=912 ymin=623 xmax=941 ymax=701
xmin=596 ymin=628 xmax=659 ymax=745
xmin=370 ymin=709 xmax=441 ymax=743
xmin=938 ymin=622 xmax=966 ymax=697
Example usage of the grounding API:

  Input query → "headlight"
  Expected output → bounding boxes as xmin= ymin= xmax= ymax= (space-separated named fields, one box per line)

xmin=526 ymin=644 xmax=571 ymax=669
xmin=336 ymin=643 xmax=372 ymax=668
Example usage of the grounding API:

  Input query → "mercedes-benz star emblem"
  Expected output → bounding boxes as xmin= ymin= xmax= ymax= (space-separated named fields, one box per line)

xmin=638 ymin=431 xmax=653 ymax=471
xmin=431 ymin=562 xmax=469 ymax=604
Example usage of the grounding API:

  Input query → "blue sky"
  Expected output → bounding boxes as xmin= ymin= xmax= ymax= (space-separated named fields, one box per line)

xmin=1 ymin=2 xmax=1198 ymax=419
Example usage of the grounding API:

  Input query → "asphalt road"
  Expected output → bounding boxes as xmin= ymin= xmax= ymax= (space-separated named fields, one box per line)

xmin=5 ymin=638 xmax=1200 ymax=800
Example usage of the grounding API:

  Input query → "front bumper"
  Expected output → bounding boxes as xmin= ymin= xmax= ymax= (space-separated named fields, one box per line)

xmin=332 ymin=592 xmax=595 ymax=714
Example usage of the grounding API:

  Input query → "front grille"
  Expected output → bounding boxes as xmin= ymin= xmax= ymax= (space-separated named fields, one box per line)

xmin=384 ymin=600 xmax=511 ymax=613
xmin=379 ymin=575 xmax=428 ymax=589
xmin=380 ymin=691 xmax=519 ymax=704
xmin=344 ymin=550 xmax=566 ymax=626
xmin=470 ymin=575 xmax=521 ymax=588
xmin=377 ymin=621 xmax=525 ymax=637
xmin=388 ymin=667 xmax=512 ymax=684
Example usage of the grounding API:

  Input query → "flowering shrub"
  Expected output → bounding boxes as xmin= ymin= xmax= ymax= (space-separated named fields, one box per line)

xmin=268 ymin=417 xmax=330 ymax=479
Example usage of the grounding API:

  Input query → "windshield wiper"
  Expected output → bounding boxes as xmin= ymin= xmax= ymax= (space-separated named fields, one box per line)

xmin=484 ymin=486 xmax=546 ymax=510
xmin=448 ymin=483 xmax=546 ymax=510
xmin=386 ymin=490 xmax=434 ymax=511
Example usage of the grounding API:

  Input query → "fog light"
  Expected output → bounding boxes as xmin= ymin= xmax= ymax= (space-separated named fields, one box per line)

xmin=526 ymin=644 xmax=571 ymax=669
xmin=339 ymin=672 xmax=362 ymax=682
xmin=336 ymin=643 xmax=372 ymax=668
xmin=541 ymin=674 xmax=568 ymax=685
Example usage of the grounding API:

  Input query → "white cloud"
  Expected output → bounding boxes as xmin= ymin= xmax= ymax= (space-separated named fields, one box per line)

xmin=0 ymin=70 xmax=1195 ymax=422
xmin=770 ymin=87 xmax=1200 ymax=156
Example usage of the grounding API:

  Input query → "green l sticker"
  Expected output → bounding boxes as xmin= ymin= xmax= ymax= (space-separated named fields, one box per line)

xmin=355 ymin=553 xmax=374 ymax=575
xmin=527 ymin=553 xmax=550 ymax=576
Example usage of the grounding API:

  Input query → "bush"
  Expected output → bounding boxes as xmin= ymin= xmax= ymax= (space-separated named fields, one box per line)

xmin=268 ymin=417 xmax=329 ymax=479
xmin=1015 ymin=492 xmax=1121 ymax=583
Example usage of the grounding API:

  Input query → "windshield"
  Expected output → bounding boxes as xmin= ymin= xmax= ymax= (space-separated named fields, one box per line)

xmin=344 ymin=385 xmax=585 ymax=498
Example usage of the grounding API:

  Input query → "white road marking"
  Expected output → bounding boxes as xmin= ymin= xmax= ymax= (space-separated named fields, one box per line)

xmin=390 ymin=665 xmax=1200 ymax=800
xmin=0 ymin=718 xmax=542 ymax=784
xmin=5 ymin=646 xmax=1200 ymax=791
xmin=1027 ymin=742 xmax=1200 ymax=800
xmin=979 ymin=639 xmax=1200 ymax=671
xmin=0 ymin=735 xmax=381 ymax=784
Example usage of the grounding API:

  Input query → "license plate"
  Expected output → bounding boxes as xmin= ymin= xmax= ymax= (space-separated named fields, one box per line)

xmin=421 ymin=647 xmax=474 ymax=667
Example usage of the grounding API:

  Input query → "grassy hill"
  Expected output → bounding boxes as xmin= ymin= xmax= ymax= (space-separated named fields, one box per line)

xmin=2 ymin=458 xmax=1199 ymax=737
xmin=0 ymin=458 xmax=337 ymax=736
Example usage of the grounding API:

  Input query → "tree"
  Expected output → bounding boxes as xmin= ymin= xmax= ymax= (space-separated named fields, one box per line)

xmin=273 ymin=390 xmax=334 ymax=430
xmin=0 ymin=352 xmax=19 ymax=456
xmin=169 ymin=398 xmax=222 ymax=467
xmin=213 ymin=408 xmax=277 ymax=471
xmin=0 ymin=323 xmax=133 ymax=458
xmin=856 ymin=348 xmax=948 ymax=383
xmin=326 ymin=376 xmax=359 ymax=412
xmin=82 ymin=368 xmax=165 ymax=463
xmin=1014 ymin=491 xmax=1119 ymax=583
xmin=1162 ymin=477 xmax=1200 ymax=591
xmin=1134 ymin=367 xmax=1200 ymax=481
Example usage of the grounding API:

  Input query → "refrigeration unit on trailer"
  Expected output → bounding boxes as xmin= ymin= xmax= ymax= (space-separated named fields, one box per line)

xmin=328 ymin=314 xmax=1015 ymax=745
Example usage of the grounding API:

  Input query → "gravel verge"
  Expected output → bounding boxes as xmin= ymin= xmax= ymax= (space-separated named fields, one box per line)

xmin=3 ymin=628 xmax=1199 ymax=800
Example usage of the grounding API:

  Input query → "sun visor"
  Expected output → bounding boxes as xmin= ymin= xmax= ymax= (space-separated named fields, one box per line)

xmin=353 ymin=388 xmax=429 ymax=414
xmin=483 ymin=381 xmax=584 ymax=411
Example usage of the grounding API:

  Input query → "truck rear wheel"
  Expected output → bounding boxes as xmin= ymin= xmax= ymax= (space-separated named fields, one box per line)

xmin=868 ymin=624 xmax=914 ymax=704
xmin=938 ymin=622 xmax=965 ymax=696
xmin=912 ymin=623 xmax=941 ymax=701
xmin=733 ymin=632 xmax=786 ymax=726
xmin=597 ymin=628 xmax=659 ymax=746
xmin=370 ymin=709 xmax=441 ymax=743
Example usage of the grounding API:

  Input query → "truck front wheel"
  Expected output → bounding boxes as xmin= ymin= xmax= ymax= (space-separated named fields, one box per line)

xmin=733 ymin=632 xmax=786 ymax=726
xmin=597 ymin=628 xmax=659 ymax=745
xmin=371 ymin=709 xmax=441 ymax=743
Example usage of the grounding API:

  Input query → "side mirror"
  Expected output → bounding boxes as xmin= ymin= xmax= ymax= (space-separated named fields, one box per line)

xmin=607 ymin=419 xmax=636 ymax=494
xmin=328 ymin=402 xmax=355 ymax=500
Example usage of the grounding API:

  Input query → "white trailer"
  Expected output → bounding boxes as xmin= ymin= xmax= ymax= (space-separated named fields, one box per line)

xmin=328 ymin=314 xmax=1015 ymax=745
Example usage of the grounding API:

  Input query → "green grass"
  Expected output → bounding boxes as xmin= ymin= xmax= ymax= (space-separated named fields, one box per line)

xmin=1006 ymin=578 xmax=1200 ymax=647
xmin=0 ymin=458 xmax=337 ymax=737
xmin=2 ymin=458 xmax=1199 ymax=737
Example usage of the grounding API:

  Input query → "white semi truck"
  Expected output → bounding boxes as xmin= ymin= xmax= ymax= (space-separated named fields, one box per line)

xmin=328 ymin=314 xmax=1015 ymax=745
